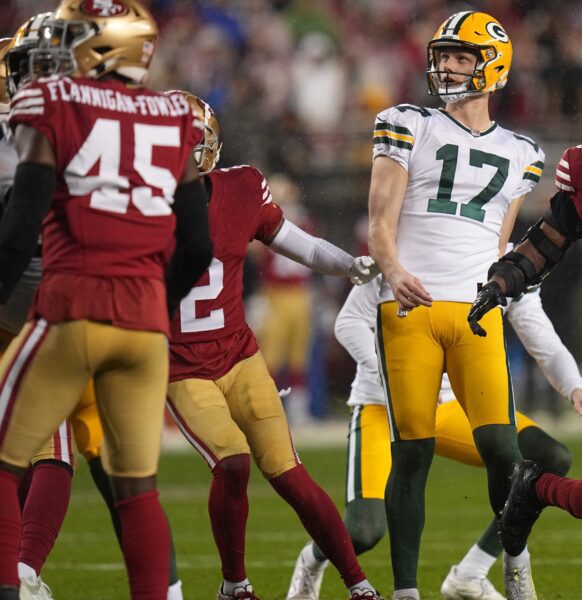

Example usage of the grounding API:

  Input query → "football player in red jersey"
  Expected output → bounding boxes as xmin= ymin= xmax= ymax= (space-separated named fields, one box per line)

xmin=166 ymin=92 xmax=382 ymax=600
xmin=0 ymin=2 xmax=213 ymax=599
xmin=468 ymin=145 xmax=582 ymax=560
xmin=0 ymin=15 xmax=186 ymax=600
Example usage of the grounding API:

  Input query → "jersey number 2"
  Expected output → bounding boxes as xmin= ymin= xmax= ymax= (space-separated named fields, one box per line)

xmin=179 ymin=258 xmax=225 ymax=333
xmin=427 ymin=144 xmax=510 ymax=222
xmin=65 ymin=118 xmax=180 ymax=216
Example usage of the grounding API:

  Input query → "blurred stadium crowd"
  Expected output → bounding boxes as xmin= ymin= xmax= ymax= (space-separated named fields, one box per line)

xmin=3 ymin=0 xmax=582 ymax=422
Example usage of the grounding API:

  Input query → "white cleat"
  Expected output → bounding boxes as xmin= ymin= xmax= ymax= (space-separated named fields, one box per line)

xmin=441 ymin=565 xmax=505 ymax=599
xmin=19 ymin=576 xmax=54 ymax=600
xmin=503 ymin=553 xmax=537 ymax=600
xmin=286 ymin=544 xmax=329 ymax=600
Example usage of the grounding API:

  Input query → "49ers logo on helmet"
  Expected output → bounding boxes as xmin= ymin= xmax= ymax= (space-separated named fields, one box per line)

xmin=80 ymin=0 xmax=129 ymax=17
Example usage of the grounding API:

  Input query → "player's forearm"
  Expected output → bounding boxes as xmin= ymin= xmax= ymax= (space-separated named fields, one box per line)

xmin=0 ymin=162 xmax=55 ymax=303
xmin=539 ymin=352 xmax=582 ymax=400
xmin=367 ymin=219 xmax=400 ymax=280
xmin=334 ymin=312 xmax=378 ymax=370
xmin=489 ymin=220 xmax=567 ymax=297
xmin=269 ymin=219 xmax=353 ymax=276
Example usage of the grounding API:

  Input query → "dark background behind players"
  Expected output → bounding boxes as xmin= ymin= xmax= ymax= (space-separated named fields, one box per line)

xmin=3 ymin=0 xmax=582 ymax=421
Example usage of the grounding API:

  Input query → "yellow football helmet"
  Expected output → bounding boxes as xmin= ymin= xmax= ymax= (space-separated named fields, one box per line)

xmin=170 ymin=91 xmax=222 ymax=174
xmin=0 ymin=38 xmax=12 ymax=109
xmin=32 ymin=0 xmax=158 ymax=84
xmin=427 ymin=11 xmax=512 ymax=103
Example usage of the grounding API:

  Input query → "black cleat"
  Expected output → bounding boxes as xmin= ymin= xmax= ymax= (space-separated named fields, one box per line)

xmin=500 ymin=460 xmax=545 ymax=557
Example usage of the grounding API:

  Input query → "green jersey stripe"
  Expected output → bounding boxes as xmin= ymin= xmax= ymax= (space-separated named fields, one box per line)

xmin=523 ymin=172 xmax=541 ymax=182
xmin=513 ymin=133 xmax=539 ymax=152
xmin=374 ymin=122 xmax=413 ymax=137
xmin=373 ymin=136 xmax=413 ymax=150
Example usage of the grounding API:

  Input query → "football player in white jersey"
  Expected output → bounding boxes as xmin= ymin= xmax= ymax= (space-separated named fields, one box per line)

xmin=367 ymin=11 xmax=544 ymax=600
xmin=287 ymin=275 xmax=581 ymax=600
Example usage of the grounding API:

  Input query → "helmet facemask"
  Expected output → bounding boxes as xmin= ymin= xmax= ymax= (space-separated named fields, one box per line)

xmin=194 ymin=122 xmax=222 ymax=174
xmin=427 ymin=43 xmax=495 ymax=103
xmin=26 ymin=19 xmax=98 ymax=83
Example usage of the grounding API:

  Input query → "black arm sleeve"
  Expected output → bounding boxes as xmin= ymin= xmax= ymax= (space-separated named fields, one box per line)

xmin=0 ymin=162 xmax=55 ymax=303
xmin=543 ymin=190 xmax=582 ymax=242
xmin=166 ymin=178 xmax=213 ymax=315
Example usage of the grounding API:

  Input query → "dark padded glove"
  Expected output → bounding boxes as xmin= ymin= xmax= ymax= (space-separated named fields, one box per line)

xmin=467 ymin=282 xmax=507 ymax=337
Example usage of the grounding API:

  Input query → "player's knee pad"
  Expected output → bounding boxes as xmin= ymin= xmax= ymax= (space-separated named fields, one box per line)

xmin=254 ymin=443 xmax=299 ymax=479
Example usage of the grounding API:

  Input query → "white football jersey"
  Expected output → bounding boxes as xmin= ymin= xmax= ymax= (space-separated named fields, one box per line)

xmin=335 ymin=279 xmax=582 ymax=407
xmin=373 ymin=105 xmax=545 ymax=302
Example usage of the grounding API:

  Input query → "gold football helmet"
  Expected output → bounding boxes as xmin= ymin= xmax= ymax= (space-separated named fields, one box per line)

xmin=170 ymin=91 xmax=222 ymax=174
xmin=427 ymin=11 xmax=512 ymax=103
xmin=32 ymin=0 xmax=158 ymax=84
xmin=0 ymin=38 xmax=12 ymax=109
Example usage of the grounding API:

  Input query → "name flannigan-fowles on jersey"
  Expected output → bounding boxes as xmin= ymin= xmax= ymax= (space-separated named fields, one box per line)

xmin=373 ymin=105 xmax=545 ymax=302
xmin=8 ymin=75 xmax=204 ymax=334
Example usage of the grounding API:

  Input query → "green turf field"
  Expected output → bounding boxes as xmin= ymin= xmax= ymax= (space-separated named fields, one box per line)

xmin=43 ymin=435 xmax=582 ymax=599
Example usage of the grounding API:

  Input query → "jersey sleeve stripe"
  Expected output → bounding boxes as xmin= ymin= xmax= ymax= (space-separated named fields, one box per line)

xmin=522 ymin=161 xmax=544 ymax=182
xmin=261 ymin=192 xmax=273 ymax=206
xmin=373 ymin=122 xmax=414 ymax=150
xmin=9 ymin=107 xmax=45 ymax=117
xmin=556 ymin=180 xmax=575 ymax=193
xmin=556 ymin=166 xmax=571 ymax=182
xmin=12 ymin=88 xmax=43 ymax=100
xmin=10 ymin=97 xmax=44 ymax=110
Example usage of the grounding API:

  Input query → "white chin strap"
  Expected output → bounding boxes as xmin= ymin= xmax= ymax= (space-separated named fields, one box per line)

xmin=438 ymin=82 xmax=470 ymax=103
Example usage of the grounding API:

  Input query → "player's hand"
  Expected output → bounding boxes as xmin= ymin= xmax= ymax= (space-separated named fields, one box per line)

xmin=386 ymin=266 xmax=432 ymax=311
xmin=467 ymin=281 xmax=507 ymax=337
xmin=350 ymin=255 xmax=380 ymax=285
xmin=570 ymin=388 xmax=582 ymax=416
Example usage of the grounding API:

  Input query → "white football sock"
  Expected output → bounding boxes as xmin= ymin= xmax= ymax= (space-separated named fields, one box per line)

xmin=222 ymin=579 xmax=252 ymax=595
xmin=350 ymin=579 xmax=374 ymax=594
xmin=17 ymin=562 xmax=38 ymax=581
xmin=167 ymin=579 xmax=183 ymax=600
xmin=392 ymin=588 xmax=420 ymax=599
xmin=456 ymin=543 xmax=497 ymax=579
xmin=505 ymin=546 xmax=531 ymax=568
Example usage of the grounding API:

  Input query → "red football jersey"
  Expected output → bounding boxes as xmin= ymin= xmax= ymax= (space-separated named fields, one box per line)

xmin=170 ymin=165 xmax=283 ymax=381
xmin=9 ymin=76 xmax=202 ymax=334
xmin=555 ymin=145 xmax=582 ymax=220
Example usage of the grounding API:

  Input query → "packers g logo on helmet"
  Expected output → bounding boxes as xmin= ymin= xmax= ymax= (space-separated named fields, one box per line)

xmin=426 ymin=11 xmax=512 ymax=103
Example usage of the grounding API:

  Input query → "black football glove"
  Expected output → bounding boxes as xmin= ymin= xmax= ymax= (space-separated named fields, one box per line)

xmin=467 ymin=282 xmax=507 ymax=337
